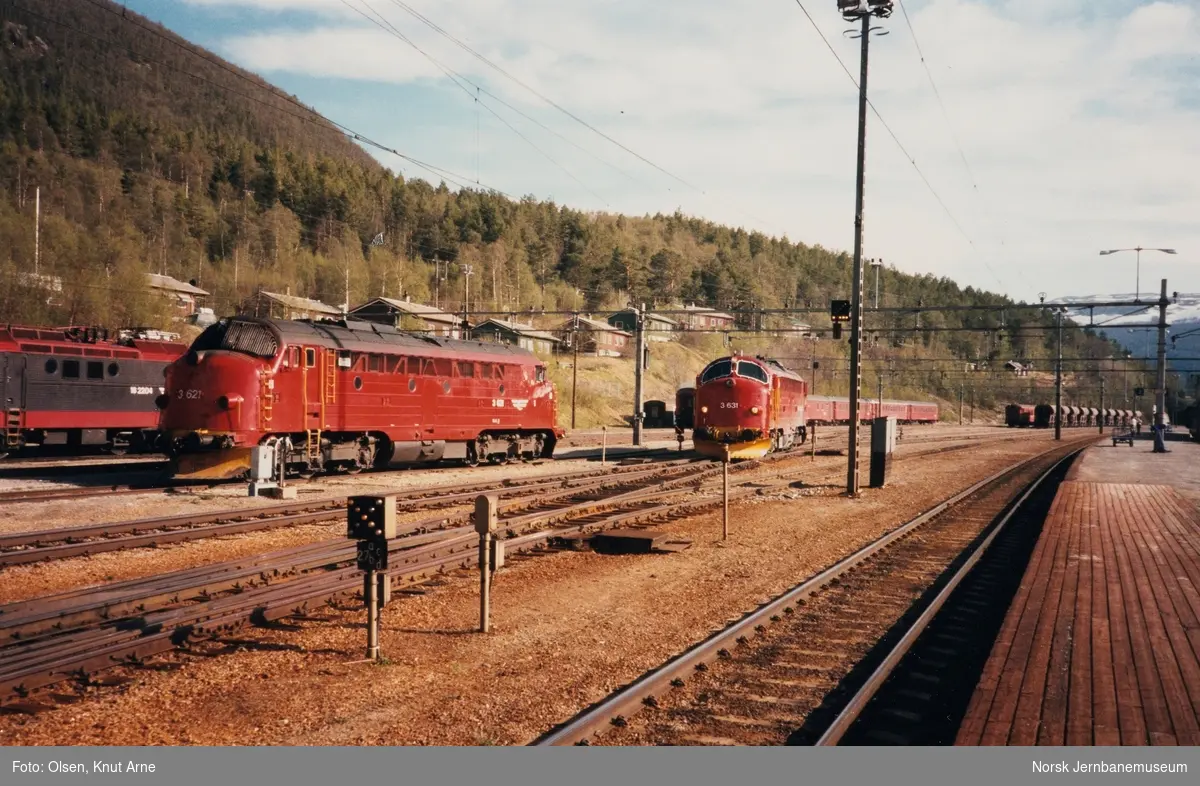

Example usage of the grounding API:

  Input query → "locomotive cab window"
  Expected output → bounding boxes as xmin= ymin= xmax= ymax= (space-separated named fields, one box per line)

xmin=700 ymin=359 xmax=732 ymax=383
xmin=737 ymin=362 xmax=768 ymax=383
xmin=457 ymin=361 xmax=474 ymax=378
xmin=287 ymin=347 xmax=301 ymax=368
xmin=63 ymin=360 xmax=80 ymax=379
xmin=536 ymin=366 xmax=546 ymax=383
xmin=304 ymin=348 xmax=316 ymax=367
xmin=87 ymin=361 xmax=103 ymax=380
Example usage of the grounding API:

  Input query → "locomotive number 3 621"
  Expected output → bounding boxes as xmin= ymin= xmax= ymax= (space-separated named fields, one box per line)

xmin=176 ymin=389 xmax=203 ymax=400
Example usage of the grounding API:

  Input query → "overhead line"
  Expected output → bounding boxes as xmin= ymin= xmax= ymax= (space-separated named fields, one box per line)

xmin=894 ymin=0 xmax=979 ymax=193
xmin=347 ymin=0 xmax=611 ymax=206
xmin=382 ymin=0 xmax=704 ymax=193
xmin=789 ymin=0 xmax=1003 ymax=291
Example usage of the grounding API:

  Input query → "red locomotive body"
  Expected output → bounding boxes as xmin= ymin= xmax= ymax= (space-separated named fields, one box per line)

xmin=1005 ymin=403 xmax=1035 ymax=427
xmin=692 ymin=355 xmax=808 ymax=459
xmin=159 ymin=317 xmax=563 ymax=479
xmin=0 ymin=325 xmax=186 ymax=456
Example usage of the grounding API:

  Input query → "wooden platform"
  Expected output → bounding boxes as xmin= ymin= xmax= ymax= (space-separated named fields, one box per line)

xmin=957 ymin=481 xmax=1200 ymax=746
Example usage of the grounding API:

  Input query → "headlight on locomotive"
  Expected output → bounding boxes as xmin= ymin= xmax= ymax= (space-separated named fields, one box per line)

xmin=216 ymin=394 xmax=244 ymax=411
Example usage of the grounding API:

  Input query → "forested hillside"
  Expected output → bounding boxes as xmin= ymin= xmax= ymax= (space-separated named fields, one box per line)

xmin=0 ymin=0 xmax=1128 ymax=406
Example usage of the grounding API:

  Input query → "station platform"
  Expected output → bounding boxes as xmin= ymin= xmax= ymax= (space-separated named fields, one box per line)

xmin=956 ymin=433 xmax=1200 ymax=746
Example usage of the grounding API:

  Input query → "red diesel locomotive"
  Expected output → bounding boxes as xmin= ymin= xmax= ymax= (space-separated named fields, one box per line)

xmin=1 ymin=324 xmax=186 ymax=457
xmin=158 ymin=317 xmax=563 ymax=479
xmin=691 ymin=354 xmax=941 ymax=459
xmin=692 ymin=354 xmax=808 ymax=459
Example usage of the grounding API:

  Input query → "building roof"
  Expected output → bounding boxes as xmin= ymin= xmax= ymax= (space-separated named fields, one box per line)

xmin=253 ymin=290 xmax=342 ymax=316
xmin=608 ymin=309 xmax=679 ymax=327
xmin=352 ymin=297 xmax=461 ymax=325
xmin=679 ymin=304 xmax=735 ymax=321
xmin=561 ymin=315 xmax=632 ymax=336
xmin=147 ymin=273 xmax=209 ymax=297
xmin=476 ymin=318 xmax=561 ymax=343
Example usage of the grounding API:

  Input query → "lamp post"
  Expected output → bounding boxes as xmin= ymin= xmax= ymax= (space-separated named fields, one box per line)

xmin=870 ymin=258 xmax=882 ymax=309
xmin=837 ymin=0 xmax=893 ymax=498
xmin=1099 ymin=247 xmax=1176 ymax=302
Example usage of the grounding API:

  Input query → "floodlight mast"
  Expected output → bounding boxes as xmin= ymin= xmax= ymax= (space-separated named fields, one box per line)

xmin=837 ymin=0 xmax=893 ymax=497
xmin=1098 ymin=246 xmax=1177 ymax=302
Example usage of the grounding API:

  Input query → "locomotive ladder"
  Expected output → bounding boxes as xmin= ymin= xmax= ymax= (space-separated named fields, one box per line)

xmin=258 ymin=373 xmax=274 ymax=431
xmin=4 ymin=409 xmax=20 ymax=449
xmin=304 ymin=349 xmax=338 ymax=464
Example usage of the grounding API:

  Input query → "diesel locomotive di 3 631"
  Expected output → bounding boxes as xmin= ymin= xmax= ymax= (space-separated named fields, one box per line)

xmin=691 ymin=354 xmax=809 ymax=459
xmin=158 ymin=317 xmax=563 ymax=480
xmin=1 ymin=324 xmax=186 ymax=457
xmin=690 ymin=353 xmax=940 ymax=460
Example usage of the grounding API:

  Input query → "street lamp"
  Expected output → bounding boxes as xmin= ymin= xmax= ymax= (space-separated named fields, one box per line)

xmin=1099 ymin=247 xmax=1176 ymax=302
xmin=837 ymin=0 xmax=893 ymax=497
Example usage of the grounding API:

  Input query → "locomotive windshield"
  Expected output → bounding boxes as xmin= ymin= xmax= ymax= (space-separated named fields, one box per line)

xmin=190 ymin=319 xmax=280 ymax=360
xmin=737 ymin=361 xmax=768 ymax=382
xmin=700 ymin=359 xmax=733 ymax=383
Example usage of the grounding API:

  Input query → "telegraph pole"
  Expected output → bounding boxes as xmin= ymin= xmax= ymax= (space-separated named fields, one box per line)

xmin=633 ymin=303 xmax=646 ymax=446
xmin=1154 ymin=279 xmax=1169 ymax=452
xmin=570 ymin=312 xmax=579 ymax=430
xmin=34 ymin=186 xmax=40 ymax=276
xmin=1054 ymin=310 xmax=1063 ymax=441
xmin=838 ymin=0 xmax=893 ymax=496
xmin=1099 ymin=377 xmax=1105 ymax=434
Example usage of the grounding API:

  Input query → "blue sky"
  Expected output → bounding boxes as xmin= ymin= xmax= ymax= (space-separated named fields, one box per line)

xmin=121 ymin=1 xmax=1199 ymax=304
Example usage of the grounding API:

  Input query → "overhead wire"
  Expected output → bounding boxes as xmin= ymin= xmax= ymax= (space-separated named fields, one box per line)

xmin=345 ymin=0 xmax=611 ymax=207
xmin=382 ymin=0 xmax=703 ymax=194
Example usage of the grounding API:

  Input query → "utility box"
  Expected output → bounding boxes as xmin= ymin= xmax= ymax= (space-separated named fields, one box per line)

xmin=869 ymin=416 xmax=897 ymax=488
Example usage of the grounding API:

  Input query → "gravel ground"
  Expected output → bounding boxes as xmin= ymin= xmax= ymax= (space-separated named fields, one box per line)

xmin=0 ymin=428 xmax=1065 ymax=746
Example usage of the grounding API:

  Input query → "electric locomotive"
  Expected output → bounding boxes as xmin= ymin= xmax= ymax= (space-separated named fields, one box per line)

xmin=158 ymin=316 xmax=563 ymax=479
xmin=692 ymin=354 xmax=808 ymax=459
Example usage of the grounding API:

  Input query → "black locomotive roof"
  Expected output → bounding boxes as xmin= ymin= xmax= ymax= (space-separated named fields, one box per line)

xmin=229 ymin=317 xmax=541 ymax=361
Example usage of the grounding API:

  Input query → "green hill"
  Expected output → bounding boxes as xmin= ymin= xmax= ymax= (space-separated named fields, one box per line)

xmin=0 ymin=0 xmax=1135 ymax=411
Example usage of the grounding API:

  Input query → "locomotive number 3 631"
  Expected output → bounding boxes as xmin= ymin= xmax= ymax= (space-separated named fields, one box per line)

xmin=176 ymin=389 xmax=203 ymax=400
xmin=720 ymin=402 xmax=739 ymax=409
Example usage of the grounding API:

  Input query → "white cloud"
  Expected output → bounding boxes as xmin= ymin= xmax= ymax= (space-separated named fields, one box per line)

xmin=181 ymin=0 xmax=1200 ymax=303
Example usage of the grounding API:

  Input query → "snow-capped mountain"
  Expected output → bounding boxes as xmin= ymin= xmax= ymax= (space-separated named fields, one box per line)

xmin=1050 ymin=293 xmax=1200 ymax=377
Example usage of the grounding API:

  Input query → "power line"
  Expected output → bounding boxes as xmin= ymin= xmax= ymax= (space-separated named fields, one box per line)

xmin=788 ymin=0 xmax=1001 ymax=290
xmin=894 ymin=0 xmax=978 ymax=193
xmin=346 ymin=0 xmax=611 ymax=207
xmin=381 ymin=0 xmax=704 ymax=193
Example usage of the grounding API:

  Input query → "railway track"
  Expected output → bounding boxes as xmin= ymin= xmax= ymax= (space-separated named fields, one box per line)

xmin=0 ymin=458 xmax=705 ymax=568
xmin=0 ymin=432 xmax=1039 ymax=707
xmin=0 ymin=431 xmax=1020 ymax=567
xmin=532 ymin=436 xmax=1091 ymax=746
